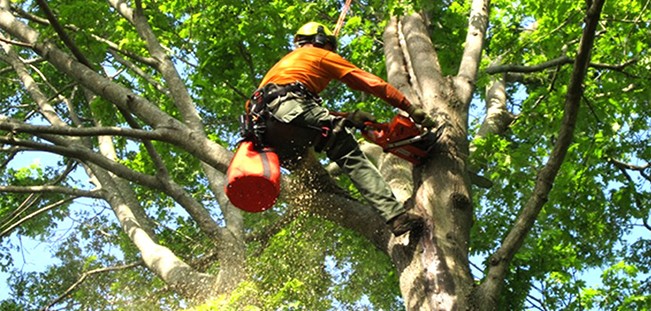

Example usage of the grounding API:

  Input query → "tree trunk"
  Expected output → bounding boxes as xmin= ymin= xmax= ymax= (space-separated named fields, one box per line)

xmin=388 ymin=145 xmax=476 ymax=310
xmin=383 ymin=9 xmax=482 ymax=310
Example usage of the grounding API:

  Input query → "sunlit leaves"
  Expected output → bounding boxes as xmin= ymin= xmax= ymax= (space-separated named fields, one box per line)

xmin=214 ymin=214 xmax=401 ymax=310
xmin=472 ymin=0 xmax=651 ymax=309
xmin=5 ymin=0 xmax=402 ymax=310
xmin=0 ymin=164 xmax=71 ymax=239
xmin=2 ymin=0 xmax=650 ymax=309
xmin=579 ymin=261 xmax=651 ymax=310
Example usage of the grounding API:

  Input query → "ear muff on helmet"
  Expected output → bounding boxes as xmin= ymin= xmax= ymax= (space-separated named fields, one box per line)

xmin=314 ymin=25 xmax=328 ymax=47
xmin=294 ymin=22 xmax=337 ymax=50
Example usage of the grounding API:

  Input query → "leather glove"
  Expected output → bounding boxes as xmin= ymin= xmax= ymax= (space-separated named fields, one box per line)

xmin=406 ymin=106 xmax=437 ymax=128
xmin=347 ymin=110 xmax=377 ymax=129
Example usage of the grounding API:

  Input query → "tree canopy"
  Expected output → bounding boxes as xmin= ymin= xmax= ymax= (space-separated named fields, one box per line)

xmin=0 ymin=0 xmax=649 ymax=310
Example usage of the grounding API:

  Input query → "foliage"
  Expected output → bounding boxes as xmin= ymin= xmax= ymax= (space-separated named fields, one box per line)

xmin=469 ymin=0 xmax=651 ymax=308
xmin=187 ymin=214 xmax=402 ymax=311
xmin=0 ymin=0 xmax=649 ymax=310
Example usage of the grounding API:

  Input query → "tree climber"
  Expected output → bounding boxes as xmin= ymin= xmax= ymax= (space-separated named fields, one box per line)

xmin=246 ymin=22 xmax=435 ymax=236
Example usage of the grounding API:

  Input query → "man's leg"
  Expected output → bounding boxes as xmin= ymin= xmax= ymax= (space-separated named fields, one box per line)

xmin=292 ymin=104 xmax=404 ymax=221
xmin=325 ymin=128 xmax=406 ymax=220
xmin=322 ymin=119 xmax=424 ymax=236
xmin=276 ymin=100 xmax=421 ymax=235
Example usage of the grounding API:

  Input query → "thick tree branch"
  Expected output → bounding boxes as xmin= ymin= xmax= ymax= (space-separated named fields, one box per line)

xmin=473 ymin=72 xmax=515 ymax=143
xmin=486 ymin=55 xmax=638 ymax=75
xmin=87 ymin=162 xmax=219 ymax=300
xmin=590 ymin=57 xmax=639 ymax=71
xmin=0 ymin=116 xmax=172 ymax=141
xmin=12 ymin=5 xmax=48 ymax=25
xmin=468 ymin=71 xmax=512 ymax=189
xmin=486 ymin=56 xmax=573 ymax=74
xmin=0 ymin=185 xmax=104 ymax=197
xmin=455 ymin=0 xmax=490 ymax=106
xmin=0 ymin=35 xmax=31 ymax=47
xmin=0 ymin=8 xmax=233 ymax=172
xmin=384 ymin=17 xmax=420 ymax=106
xmin=476 ymin=0 xmax=606 ymax=307
xmin=401 ymin=13 xmax=444 ymax=110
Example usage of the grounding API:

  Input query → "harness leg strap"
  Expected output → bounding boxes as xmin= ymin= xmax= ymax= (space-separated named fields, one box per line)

xmin=314 ymin=117 xmax=347 ymax=153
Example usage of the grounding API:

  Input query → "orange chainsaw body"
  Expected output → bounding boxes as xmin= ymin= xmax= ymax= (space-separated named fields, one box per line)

xmin=362 ymin=115 xmax=437 ymax=165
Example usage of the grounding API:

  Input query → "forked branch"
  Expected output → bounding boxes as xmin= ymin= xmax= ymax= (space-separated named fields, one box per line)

xmin=475 ymin=0 xmax=606 ymax=308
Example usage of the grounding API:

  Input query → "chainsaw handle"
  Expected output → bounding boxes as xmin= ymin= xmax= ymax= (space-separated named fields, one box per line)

xmin=363 ymin=115 xmax=422 ymax=131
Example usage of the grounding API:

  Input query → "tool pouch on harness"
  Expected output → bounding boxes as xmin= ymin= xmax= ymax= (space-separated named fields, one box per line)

xmin=239 ymin=86 xmax=272 ymax=147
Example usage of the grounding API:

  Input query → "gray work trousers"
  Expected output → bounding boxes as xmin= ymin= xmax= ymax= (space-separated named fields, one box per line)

xmin=264 ymin=93 xmax=404 ymax=221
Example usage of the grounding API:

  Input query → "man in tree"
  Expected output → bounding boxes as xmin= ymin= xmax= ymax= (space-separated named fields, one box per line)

xmin=248 ymin=21 xmax=436 ymax=236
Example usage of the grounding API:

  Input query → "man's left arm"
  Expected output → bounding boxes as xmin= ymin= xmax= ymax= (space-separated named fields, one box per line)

xmin=341 ymin=70 xmax=437 ymax=128
xmin=340 ymin=70 xmax=411 ymax=111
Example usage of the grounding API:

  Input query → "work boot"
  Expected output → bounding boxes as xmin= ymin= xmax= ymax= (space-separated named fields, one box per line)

xmin=387 ymin=212 xmax=424 ymax=236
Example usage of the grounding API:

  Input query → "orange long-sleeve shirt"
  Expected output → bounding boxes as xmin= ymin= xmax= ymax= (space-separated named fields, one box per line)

xmin=258 ymin=46 xmax=411 ymax=111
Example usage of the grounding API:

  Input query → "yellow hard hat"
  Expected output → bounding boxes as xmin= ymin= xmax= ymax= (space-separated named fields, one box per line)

xmin=294 ymin=22 xmax=337 ymax=50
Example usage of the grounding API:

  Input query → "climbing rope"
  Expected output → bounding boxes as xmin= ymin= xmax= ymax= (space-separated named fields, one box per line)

xmin=333 ymin=0 xmax=353 ymax=37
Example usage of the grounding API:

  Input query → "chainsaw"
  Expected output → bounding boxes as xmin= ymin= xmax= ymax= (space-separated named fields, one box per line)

xmin=362 ymin=114 xmax=440 ymax=165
